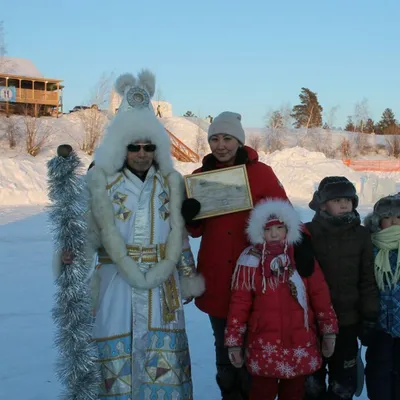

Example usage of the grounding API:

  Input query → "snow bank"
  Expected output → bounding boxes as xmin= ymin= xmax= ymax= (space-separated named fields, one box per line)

xmin=261 ymin=147 xmax=398 ymax=204
xmin=0 ymin=146 xmax=397 ymax=207
xmin=0 ymin=157 xmax=49 ymax=205
xmin=0 ymin=112 xmax=398 ymax=206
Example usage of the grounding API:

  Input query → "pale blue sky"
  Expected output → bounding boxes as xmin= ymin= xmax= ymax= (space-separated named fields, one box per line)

xmin=4 ymin=0 xmax=400 ymax=127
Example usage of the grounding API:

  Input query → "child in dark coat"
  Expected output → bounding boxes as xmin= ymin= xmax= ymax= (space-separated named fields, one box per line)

xmin=304 ymin=176 xmax=379 ymax=400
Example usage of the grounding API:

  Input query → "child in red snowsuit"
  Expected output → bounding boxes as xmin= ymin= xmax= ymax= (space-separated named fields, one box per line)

xmin=225 ymin=199 xmax=338 ymax=400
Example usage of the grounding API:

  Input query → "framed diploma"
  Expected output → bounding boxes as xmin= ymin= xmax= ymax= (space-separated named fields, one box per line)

xmin=184 ymin=165 xmax=253 ymax=220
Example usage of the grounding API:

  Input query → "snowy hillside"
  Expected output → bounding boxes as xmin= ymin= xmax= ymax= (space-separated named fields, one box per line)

xmin=0 ymin=113 xmax=399 ymax=206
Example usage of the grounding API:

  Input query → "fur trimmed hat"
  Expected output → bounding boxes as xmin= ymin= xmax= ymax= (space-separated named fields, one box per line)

xmin=208 ymin=111 xmax=246 ymax=145
xmin=309 ymin=176 xmax=359 ymax=211
xmin=93 ymin=69 xmax=174 ymax=177
xmin=246 ymin=199 xmax=302 ymax=245
xmin=364 ymin=193 xmax=400 ymax=233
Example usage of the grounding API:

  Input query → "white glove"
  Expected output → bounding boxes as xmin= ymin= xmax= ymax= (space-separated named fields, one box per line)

xmin=228 ymin=347 xmax=244 ymax=368
xmin=322 ymin=334 xmax=336 ymax=358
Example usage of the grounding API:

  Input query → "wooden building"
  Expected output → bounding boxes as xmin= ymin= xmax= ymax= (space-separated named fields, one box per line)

xmin=0 ymin=57 xmax=63 ymax=117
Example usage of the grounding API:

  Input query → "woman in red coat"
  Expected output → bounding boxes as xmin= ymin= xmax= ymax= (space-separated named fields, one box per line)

xmin=181 ymin=111 xmax=315 ymax=399
xmin=224 ymin=199 xmax=338 ymax=400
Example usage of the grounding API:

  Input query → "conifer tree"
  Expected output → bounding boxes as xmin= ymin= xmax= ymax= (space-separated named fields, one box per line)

xmin=291 ymin=88 xmax=323 ymax=128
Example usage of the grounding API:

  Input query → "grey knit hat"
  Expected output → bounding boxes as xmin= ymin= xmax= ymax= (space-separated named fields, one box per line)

xmin=364 ymin=193 xmax=400 ymax=233
xmin=208 ymin=111 xmax=246 ymax=144
xmin=309 ymin=176 xmax=359 ymax=211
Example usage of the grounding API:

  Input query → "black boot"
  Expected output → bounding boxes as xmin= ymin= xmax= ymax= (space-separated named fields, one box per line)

xmin=217 ymin=365 xmax=250 ymax=400
xmin=304 ymin=374 xmax=327 ymax=400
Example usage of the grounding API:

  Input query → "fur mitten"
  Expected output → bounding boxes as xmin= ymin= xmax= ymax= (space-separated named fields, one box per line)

xmin=181 ymin=198 xmax=201 ymax=224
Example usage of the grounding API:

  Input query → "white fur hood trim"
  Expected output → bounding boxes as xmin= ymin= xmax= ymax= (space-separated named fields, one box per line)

xmin=246 ymin=199 xmax=301 ymax=245
xmin=94 ymin=70 xmax=174 ymax=177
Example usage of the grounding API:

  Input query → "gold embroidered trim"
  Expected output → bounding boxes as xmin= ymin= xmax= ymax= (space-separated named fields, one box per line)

xmin=97 ymin=244 xmax=166 ymax=264
xmin=94 ymin=332 xmax=131 ymax=342
xmin=98 ymin=391 xmax=132 ymax=398
xmin=106 ymin=173 xmax=123 ymax=190
xmin=162 ymin=274 xmax=181 ymax=324
xmin=150 ymin=175 xmax=157 ymax=244
xmin=95 ymin=354 xmax=131 ymax=363
xmin=177 ymin=247 xmax=196 ymax=277
xmin=146 ymin=176 xmax=184 ymax=332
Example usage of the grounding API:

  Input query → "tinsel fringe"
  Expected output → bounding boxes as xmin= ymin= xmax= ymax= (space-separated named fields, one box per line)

xmin=47 ymin=150 xmax=100 ymax=399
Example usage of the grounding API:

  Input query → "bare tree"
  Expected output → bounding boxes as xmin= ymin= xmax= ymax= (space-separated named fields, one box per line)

xmin=266 ymin=104 xmax=292 ymax=129
xmin=324 ymin=105 xmax=340 ymax=129
xmin=354 ymin=131 xmax=371 ymax=155
xmin=1 ymin=115 xmax=20 ymax=148
xmin=386 ymin=135 xmax=400 ymax=158
xmin=0 ymin=21 xmax=15 ymax=72
xmin=264 ymin=104 xmax=292 ymax=152
xmin=313 ymin=129 xmax=335 ymax=158
xmin=20 ymin=105 xmax=54 ymax=156
xmin=77 ymin=72 xmax=113 ymax=155
xmin=339 ymin=137 xmax=354 ymax=159
xmin=0 ymin=21 xmax=7 ymax=68
xmin=193 ymin=122 xmax=208 ymax=155
xmin=354 ymin=98 xmax=370 ymax=133
xmin=267 ymin=110 xmax=285 ymax=130
xmin=248 ymin=134 xmax=263 ymax=151
xmin=266 ymin=131 xmax=284 ymax=152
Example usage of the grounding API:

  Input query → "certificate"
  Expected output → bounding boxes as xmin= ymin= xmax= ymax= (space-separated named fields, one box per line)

xmin=184 ymin=165 xmax=253 ymax=220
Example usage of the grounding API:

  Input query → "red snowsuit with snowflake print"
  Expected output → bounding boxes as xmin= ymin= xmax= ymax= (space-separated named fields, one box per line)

xmin=225 ymin=257 xmax=337 ymax=377
xmin=225 ymin=199 xmax=338 ymax=399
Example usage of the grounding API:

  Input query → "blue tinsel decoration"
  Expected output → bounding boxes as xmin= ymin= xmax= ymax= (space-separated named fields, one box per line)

xmin=47 ymin=146 xmax=100 ymax=399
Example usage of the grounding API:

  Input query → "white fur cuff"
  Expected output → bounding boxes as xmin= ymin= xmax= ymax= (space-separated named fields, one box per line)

xmin=180 ymin=274 xmax=206 ymax=299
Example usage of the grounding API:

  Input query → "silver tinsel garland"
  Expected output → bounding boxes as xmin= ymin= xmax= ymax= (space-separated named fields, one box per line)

xmin=47 ymin=145 xmax=100 ymax=399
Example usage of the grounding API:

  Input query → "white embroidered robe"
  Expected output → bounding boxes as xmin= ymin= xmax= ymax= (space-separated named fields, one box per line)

xmin=91 ymin=166 xmax=195 ymax=400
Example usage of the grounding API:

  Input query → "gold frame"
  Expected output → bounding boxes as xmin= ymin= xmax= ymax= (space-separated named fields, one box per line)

xmin=184 ymin=165 xmax=253 ymax=220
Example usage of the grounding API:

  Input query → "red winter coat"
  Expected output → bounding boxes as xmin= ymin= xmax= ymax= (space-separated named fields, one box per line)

xmin=224 ymin=255 xmax=338 ymax=379
xmin=186 ymin=146 xmax=289 ymax=318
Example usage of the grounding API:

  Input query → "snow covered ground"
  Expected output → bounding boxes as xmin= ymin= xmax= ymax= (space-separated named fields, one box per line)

xmin=0 ymin=204 xmax=372 ymax=400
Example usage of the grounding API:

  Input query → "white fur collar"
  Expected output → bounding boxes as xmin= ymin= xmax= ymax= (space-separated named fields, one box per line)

xmin=86 ymin=166 xmax=184 ymax=289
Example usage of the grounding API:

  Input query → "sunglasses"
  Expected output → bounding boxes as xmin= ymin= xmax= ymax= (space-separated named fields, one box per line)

xmin=127 ymin=144 xmax=157 ymax=153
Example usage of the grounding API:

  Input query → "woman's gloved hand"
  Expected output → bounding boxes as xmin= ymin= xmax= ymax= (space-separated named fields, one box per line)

xmin=181 ymin=198 xmax=201 ymax=224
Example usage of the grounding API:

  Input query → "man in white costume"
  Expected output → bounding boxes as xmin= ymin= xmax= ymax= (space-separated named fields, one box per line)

xmin=55 ymin=69 xmax=205 ymax=399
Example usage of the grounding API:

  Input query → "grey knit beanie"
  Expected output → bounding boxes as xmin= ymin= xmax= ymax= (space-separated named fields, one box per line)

xmin=208 ymin=111 xmax=246 ymax=144
xmin=364 ymin=193 xmax=400 ymax=233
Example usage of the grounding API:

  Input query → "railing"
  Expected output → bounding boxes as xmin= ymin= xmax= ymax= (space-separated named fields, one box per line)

xmin=15 ymin=88 xmax=59 ymax=104
xmin=343 ymin=159 xmax=400 ymax=172
xmin=165 ymin=128 xmax=200 ymax=163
